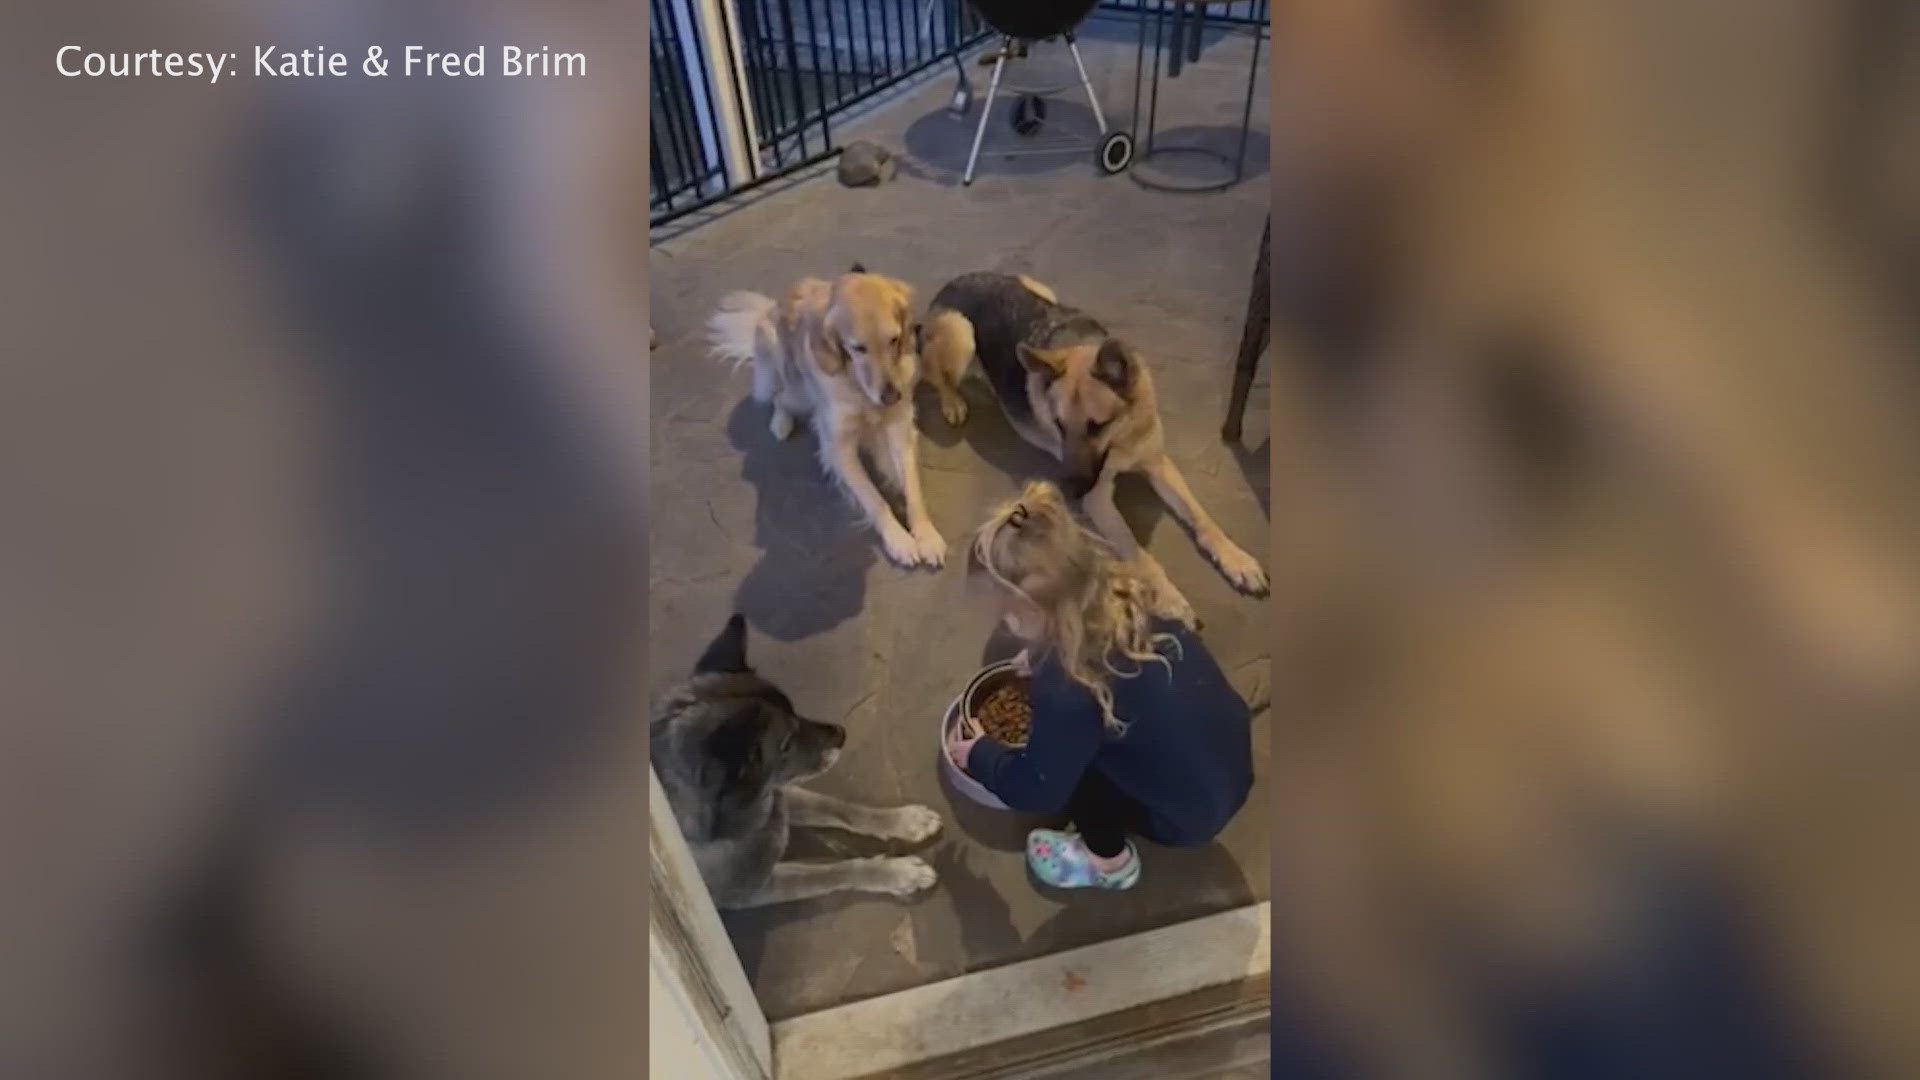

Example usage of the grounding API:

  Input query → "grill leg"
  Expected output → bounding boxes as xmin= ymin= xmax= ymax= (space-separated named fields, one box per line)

xmin=963 ymin=40 xmax=1008 ymax=186
xmin=1065 ymin=34 xmax=1109 ymax=134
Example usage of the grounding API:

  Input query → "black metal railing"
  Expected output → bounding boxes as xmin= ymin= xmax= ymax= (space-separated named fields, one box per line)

xmin=651 ymin=0 xmax=729 ymax=220
xmin=651 ymin=0 xmax=989 ymax=225
xmin=1101 ymin=0 xmax=1269 ymax=27
xmin=649 ymin=0 xmax=1267 ymax=226
xmin=731 ymin=0 xmax=988 ymax=171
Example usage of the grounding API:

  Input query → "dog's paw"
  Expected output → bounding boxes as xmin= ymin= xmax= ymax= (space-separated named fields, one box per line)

xmin=880 ymin=805 xmax=943 ymax=844
xmin=940 ymin=395 xmax=969 ymax=427
xmin=877 ymin=856 xmax=938 ymax=896
xmin=769 ymin=408 xmax=795 ymax=440
xmin=879 ymin=523 xmax=922 ymax=568
xmin=910 ymin=524 xmax=948 ymax=568
xmin=1157 ymin=588 xmax=1201 ymax=631
xmin=1208 ymin=540 xmax=1270 ymax=597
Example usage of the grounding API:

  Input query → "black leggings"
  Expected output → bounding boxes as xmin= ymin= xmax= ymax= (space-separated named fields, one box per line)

xmin=1066 ymin=769 xmax=1155 ymax=858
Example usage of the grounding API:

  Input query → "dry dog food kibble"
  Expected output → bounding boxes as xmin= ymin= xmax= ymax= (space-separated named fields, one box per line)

xmin=976 ymin=681 xmax=1032 ymax=747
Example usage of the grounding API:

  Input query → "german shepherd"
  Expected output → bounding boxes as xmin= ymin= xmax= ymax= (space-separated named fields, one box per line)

xmin=922 ymin=271 xmax=1270 ymax=620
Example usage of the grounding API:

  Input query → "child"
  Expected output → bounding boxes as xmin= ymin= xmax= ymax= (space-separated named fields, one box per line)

xmin=946 ymin=480 xmax=1254 ymax=890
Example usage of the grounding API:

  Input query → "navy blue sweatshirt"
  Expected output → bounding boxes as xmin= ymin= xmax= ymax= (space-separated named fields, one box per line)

xmin=966 ymin=620 xmax=1253 ymax=846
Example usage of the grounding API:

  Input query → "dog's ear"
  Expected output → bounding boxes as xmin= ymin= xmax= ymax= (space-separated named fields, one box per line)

xmin=1093 ymin=339 xmax=1136 ymax=396
xmin=811 ymin=317 xmax=849 ymax=374
xmin=1017 ymin=342 xmax=1066 ymax=381
xmin=878 ymin=276 xmax=915 ymax=331
xmin=703 ymin=707 xmax=771 ymax=801
xmin=694 ymin=614 xmax=750 ymax=674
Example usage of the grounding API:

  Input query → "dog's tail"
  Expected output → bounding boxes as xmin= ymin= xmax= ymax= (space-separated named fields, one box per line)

xmin=707 ymin=290 xmax=778 ymax=374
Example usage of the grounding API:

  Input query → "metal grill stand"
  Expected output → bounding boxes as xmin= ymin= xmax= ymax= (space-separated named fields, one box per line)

xmin=959 ymin=34 xmax=1130 ymax=185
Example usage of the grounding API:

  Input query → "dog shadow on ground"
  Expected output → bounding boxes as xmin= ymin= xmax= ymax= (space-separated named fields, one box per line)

xmin=914 ymin=379 xmax=1053 ymax=476
xmin=1230 ymin=435 xmax=1272 ymax=519
xmin=915 ymin=379 xmax=1176 ymax=551
xmin=726 ymin=397 xmax=883 ymax=641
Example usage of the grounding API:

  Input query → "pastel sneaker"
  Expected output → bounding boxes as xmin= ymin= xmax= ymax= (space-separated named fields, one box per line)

xmin=1025 ymin=828 xmax=1141 ymax=890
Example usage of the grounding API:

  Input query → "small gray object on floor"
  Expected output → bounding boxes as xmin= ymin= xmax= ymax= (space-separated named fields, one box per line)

xmin=837 ymin=141 xmax=897 ymax=187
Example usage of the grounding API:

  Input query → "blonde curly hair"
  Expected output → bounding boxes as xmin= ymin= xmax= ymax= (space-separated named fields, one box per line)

xmin=968 ymin=480 xmax=1179 ymax=732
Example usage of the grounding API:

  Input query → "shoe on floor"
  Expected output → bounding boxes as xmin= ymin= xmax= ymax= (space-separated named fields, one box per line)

xmin=1026 ymin=828 xmax=1140 ymax=890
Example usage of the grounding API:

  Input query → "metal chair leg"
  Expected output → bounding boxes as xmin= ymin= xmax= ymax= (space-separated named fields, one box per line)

xmin=963 ymin=40 xmax=1009 ymax=186
xmin=1065 ymin=34 xmax=1108 ymax=134
xmin=1167 ymin=4 xmax=1186 ymax=78
xmin=1223 ymin=218 xmax=1272 ymax=442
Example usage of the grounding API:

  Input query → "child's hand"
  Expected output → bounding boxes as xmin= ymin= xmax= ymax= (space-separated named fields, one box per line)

xmin=945 ymin=729 xmax=980 ymax=774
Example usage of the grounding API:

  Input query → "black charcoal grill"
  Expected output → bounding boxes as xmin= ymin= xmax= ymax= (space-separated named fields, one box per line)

xmin=922 ymin=0 xmax=1134 ymax=184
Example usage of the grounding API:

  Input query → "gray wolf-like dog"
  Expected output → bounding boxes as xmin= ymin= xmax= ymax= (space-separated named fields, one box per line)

xmin=652 ymin=615 xmax=942 ymax=908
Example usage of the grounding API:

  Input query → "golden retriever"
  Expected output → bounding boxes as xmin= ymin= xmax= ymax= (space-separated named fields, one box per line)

xmin=708 ymin=266 xmax=947 ymax=568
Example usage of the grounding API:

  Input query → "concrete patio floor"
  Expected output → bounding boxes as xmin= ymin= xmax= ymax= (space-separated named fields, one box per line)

xmin=650 ymin=16 xmax=1272 ymax=1021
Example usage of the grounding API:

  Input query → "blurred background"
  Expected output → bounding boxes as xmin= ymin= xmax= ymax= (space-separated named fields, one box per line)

xmin=1 ymin=0 xmax=1915 ymax=1077
xmin=4 ymin=1 xmax=651 ymax=1077
xmin=1261 ymin=1 xmax=1919 ymax=1077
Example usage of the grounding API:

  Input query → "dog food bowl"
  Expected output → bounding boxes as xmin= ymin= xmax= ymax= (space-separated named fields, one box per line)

xmin=938 ymin=660 xmax=1028 ymax=810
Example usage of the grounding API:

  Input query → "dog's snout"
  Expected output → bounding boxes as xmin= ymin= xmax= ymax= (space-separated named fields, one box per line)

xmin=880 ymin=383 xmax=901 ymax=406
xmin=825 ymin=723 xmax=847 ymax=749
